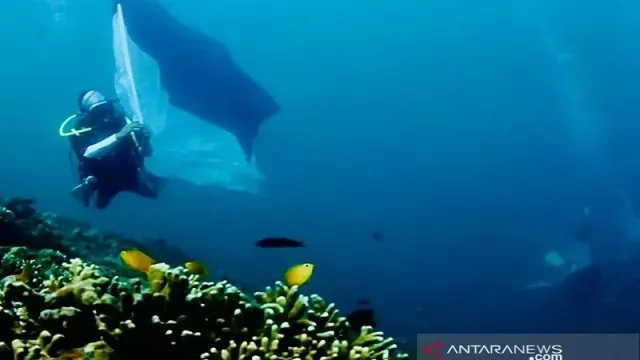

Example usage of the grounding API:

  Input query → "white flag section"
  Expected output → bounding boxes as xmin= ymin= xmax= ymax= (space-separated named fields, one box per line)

xmin=111 ymin=4 xmax=263 ymax=193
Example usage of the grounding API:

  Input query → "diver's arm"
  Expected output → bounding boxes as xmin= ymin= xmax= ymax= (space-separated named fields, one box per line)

xmin=83 ymin=134 xmax=121 ymax=158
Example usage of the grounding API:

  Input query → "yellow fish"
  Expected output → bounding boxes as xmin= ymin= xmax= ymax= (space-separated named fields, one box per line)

xmin=120 ymin=249 xmax=156 ymax=273
xmin=284 ymin=263 xmax=314 ymax=286
xmin=185 ymin=261 xmax=208 ymax=278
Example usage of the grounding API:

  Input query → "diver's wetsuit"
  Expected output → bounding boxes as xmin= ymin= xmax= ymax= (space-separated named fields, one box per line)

xmin=69 ymin=101 xmax=159 ymax=209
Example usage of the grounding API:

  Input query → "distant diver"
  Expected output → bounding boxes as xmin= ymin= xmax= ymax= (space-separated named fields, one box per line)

xmin=60 ymin=90 xmax=162 ymax=209
xmin=113 ymin=0 xmax=281 ymax=160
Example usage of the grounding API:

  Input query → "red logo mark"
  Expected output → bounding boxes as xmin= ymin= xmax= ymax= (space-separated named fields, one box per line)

xmin=422 ymin=340 xmax=444 ymax=359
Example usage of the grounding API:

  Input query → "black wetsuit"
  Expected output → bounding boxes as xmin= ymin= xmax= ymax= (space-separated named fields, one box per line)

xmin=69 ymin=101 xmax=159 ymax=209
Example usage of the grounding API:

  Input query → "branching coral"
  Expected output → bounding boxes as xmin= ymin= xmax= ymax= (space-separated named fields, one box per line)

xmin=0 ymin=197 xmax=408 ymax=360
xmin=0 ymin=249 xmax=408 ymax=360
xmin=253 ymin=283 xmax=403 ymax=359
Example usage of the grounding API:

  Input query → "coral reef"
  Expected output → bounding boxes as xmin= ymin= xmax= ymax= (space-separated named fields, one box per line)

xmin=0 ymin=198 xmax=408 ymax=359
xmin=0 ymin=197 xmax=190 ymax=271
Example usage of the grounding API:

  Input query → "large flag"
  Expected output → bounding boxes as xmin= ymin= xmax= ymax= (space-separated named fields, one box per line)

xmin=111 ymin=1 xmax=279 ymax=193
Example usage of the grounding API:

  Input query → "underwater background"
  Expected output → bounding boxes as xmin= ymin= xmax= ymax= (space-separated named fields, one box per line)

xmin=1 ymin=0 xmax=640 ymax=352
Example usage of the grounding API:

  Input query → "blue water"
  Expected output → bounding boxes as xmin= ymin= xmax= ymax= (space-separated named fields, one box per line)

xmin=1 ymin=0 xmax=640 ymax=350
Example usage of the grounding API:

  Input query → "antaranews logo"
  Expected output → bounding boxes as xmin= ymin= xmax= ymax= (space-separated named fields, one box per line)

xmin=422 ymin=341 xmax=563 ymax=359
xmin=420 ymin=333 xmax=639 ymax=360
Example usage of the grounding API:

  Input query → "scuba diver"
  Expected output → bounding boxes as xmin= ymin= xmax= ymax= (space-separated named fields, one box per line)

xmin=60 ymin=90 xmax=162 ymax=209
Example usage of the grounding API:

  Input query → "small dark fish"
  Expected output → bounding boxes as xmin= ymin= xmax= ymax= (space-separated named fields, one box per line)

xmin=347 ymin=308 xmax=377 ymax=331
xmin=255 ymin=237 xmax=306 ymax=248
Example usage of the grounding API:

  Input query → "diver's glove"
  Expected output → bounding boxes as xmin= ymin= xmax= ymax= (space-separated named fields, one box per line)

xmin=115 ymin=122 xmax=144 ymax=141
xmin=138 ymin=124 xmax=151 ymax=139
xmin=138 ymin=125 xmax=153 ymax=156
